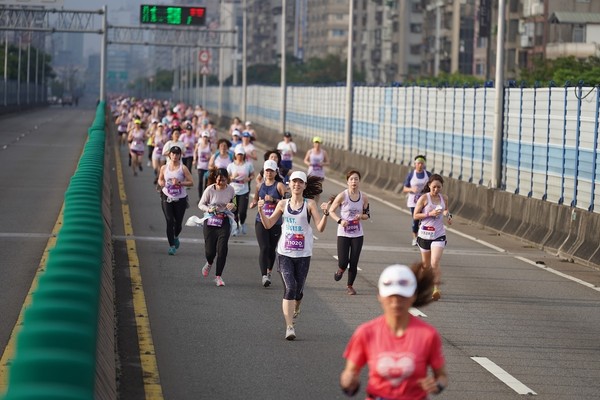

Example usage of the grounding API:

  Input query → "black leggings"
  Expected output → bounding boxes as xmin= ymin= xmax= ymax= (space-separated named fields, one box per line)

xmin=233 ymin=193 xmax=249 ymax=225
xmin=161 ymin=196 xmax=188 ymax=247
xmin=278 ymin=255 xmax=310 ymax=301
xmin=203 ymin=219 xmax=231 ymax=276
xmin=255 ymin=221 xmax=282 ymax=275
xmin=337 ymin=236 xmax=364 ymax=286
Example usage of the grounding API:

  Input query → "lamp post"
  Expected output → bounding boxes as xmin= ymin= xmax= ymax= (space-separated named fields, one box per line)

xmin=491 ymin=0 xmax=506 ymax=189
xmin=241 ymin=0 xmax=247 ymax=122
xmin=280 ymin=0 xmax=287 ymax=134
xmin=344 ymin=0 xmax=354 ymax=151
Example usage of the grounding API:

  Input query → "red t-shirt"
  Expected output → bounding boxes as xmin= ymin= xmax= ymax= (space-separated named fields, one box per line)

xmin=343 ymin=315 xmax=445 ymax=400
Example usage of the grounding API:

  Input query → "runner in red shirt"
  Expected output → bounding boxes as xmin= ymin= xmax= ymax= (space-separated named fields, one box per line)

xmin=340 ymin=263 xmax=448 ymax=399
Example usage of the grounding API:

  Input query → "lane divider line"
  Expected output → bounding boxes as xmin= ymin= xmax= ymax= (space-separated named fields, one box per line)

xmin=114 ymin=146 xmax=164 ymax=399
xmin=0 ymin=205 xmax=63 ymax=395
xmin=471 ymin=357 xmax=537 ymax=395
xmin=514 ymin=256 xmax=600 ymax=292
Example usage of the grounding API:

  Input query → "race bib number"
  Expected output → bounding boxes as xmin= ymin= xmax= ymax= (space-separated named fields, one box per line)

xmin=418 ymin=225 xmax=436 ymax=240
xmin=282 ymin=152 xmax=292 ymax=161
xmin=263 ymin=203 xmax=276 ymax=217
xmin=311 ymin=164 xmax=322 ymax=171
xmin=284 ymin=233 xmax=305 ymax=251
xmin=166 ymin=183 xmax=182 ymax=197
xmin=344 ymin=219 xmax=360 ymax=234
xmin=206 ymin=214 xmax=224 ymax=227
xmin=200 ymin=153 xmax=210 ymax=162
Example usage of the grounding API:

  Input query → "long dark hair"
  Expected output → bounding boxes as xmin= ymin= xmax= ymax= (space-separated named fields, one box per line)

xmin=410 ymin=261 xmax=435 ymax=308
xmin=302 ymin=175 xmax=323 ymax=199
xmin=207 ymin=168 xmax=229 ymax=186
xmin=422 ymin=174 xmax=444 ymax=194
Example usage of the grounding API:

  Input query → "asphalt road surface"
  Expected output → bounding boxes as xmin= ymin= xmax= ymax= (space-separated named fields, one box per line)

xmin=2 ymin=107 xmax=600 ymax=400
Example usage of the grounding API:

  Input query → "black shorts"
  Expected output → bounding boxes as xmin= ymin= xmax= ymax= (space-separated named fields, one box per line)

xmin=417 ymin=235 xmax=447 ymax=251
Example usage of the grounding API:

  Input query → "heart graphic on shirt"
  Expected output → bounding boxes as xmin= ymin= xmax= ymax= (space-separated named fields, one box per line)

xmin=375 ymin=353 xmax=416 ymax=387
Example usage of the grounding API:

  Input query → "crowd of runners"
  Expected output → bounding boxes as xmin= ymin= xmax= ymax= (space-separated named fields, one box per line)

xmin=111 ymin=96 xmax=451 ymax=399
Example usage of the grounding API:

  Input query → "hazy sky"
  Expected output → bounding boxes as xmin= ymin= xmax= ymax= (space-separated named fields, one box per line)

xmin=62 ymin=0 xmax=147 ymax=57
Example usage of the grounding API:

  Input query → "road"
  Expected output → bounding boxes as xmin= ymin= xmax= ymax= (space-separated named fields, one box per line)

xmin=2 ymin=107 xmax=600 ymax=399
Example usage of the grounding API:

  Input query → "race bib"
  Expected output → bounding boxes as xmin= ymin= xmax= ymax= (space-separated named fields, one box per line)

xmin=200 ymin=153 xmax=210 ymax=162
xmin=311 ymin=164 xmax=322 ymax=171
xmin=418 ymin=225 xmax=436 ymax=240
xmin=344 ymin=219 xmax=360 ymax=234
xmin=166 ymin=183 xmax=182 ymax=197
xmin=206 ymin=214 xmax=224 ymax=227
xmin=284 ymin=233 xmax=305 ymax=251
xmin=263 ymin=203 xmax=276 ymax=217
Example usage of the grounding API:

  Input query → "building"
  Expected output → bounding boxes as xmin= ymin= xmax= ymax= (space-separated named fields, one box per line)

xmin=421 ymin=0 xmax=476 ymax=77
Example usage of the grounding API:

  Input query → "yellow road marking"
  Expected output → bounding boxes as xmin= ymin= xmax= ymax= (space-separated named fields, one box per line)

xmin=114 ymin=146 xmax=164 ymax=399
xmin=0 ymin=205 xmax=63 ymax=396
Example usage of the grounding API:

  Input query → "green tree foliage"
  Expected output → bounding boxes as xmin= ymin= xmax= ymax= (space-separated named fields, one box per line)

xmin=414 ymin=72 xmax=486 ymax=87
xmin=242 ymin=53 xmax=365 ymax=85
xmin=0 ymin=44 xmax=54 ymax=81
xmin=153 ymin=68 xmax=174 ymax=91
xmin=520 ymin=56 xmax=600 ymax=86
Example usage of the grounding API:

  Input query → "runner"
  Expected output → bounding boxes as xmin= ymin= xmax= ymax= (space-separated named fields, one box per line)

xmin=157 ymin=146 xmax=194 ymax=255
xmin=326 ymin=170 xmax=370 ymax=295
xmin=257 ymin=171 xmax=329 ymax=340
xmin=127 ymin=119 xmax=147 ymax=176
xmin=252 ymin=159 xmax=286 ymax=287
xmin=198 ymin=168 xmax=237 ymax=287
xmin=193 ymin=131 xmax=213 ymax=198
xmin=277 ymin=131 xmax=297 ymax=172
xmin=227 ymin=147 xmax=255 ymax=236
xmin=402 ymin=155 xmax=431 ymax=246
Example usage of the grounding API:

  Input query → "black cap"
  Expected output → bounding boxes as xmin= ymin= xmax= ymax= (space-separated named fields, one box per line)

xmin=284 ymin=131 xmax=292 ymax=137
xmin=169 ymin=146 xmax=182 ymax=154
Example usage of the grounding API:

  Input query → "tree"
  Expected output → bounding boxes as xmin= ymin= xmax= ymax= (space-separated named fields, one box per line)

xmin=0 ymin=44 xmax=54 ymax=82
xmin=520 ymin=56 xmax=600 ymax=86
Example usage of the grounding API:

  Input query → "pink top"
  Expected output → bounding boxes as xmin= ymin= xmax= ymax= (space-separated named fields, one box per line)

xmin=344 ymin=315 xmax=445 ymax=400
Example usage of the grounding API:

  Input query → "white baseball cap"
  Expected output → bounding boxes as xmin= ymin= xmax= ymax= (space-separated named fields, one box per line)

xmin=201 ymin=131 xmax=210 ymax=137
xmin=232 ymin=129 xmax=241 ymax=137
xmin=289 ymin=171 xmax=307 ymax=183
xmin=378 ymin=265 xmax=417 ymax=298
xmin=263 ymin=160 xmax=278 ymax=171
xmin=234 ymin=145 xmax=245 ymax=155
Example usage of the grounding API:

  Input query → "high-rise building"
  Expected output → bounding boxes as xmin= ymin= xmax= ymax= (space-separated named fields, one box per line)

xmin=421 ymin=0 xmax=476 ymax=77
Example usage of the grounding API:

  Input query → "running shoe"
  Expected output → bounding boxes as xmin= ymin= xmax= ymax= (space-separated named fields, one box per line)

xmin=262 ymin=275 xmax=271 ymax=287
xmin=267 ymin=271 xmax=272 ymax=281
xmin=346 ymin=286 xmax=357 ymax=295
xmin=231 ymin=225 xmax=239 ymax=236
xmin=285 ymin=325 xmax=296 ymax=341
xmin=168 ymin=246 xmax=176 ymax=255
xmin=139 ymin=164 xmax=143 ymax=172
xmin=411 ymin=238 xmax=418 ymax=246
xmin=432 ymin=287 xmax=441 ymax=301
xmin=215 ymin=276 xmax=225 ymax=286
xmin=334 ymin=268 xmax=345 ymax=281
xmin=241 ymin=224 xmax=247 ymax=235
xmin=174 ymin=237 xmax=180 ymax=249
xmin=147 ymin=161 xmax=151 ymax=167
xmin=202 ymin=262 xmax=212 ymax=278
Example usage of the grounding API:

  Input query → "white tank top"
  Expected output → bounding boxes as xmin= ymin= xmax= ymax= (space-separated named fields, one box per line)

xmin=417 ymin=193 xmax=446 ymax=240
xmin=307 ymin=150 xmax=325 ymax=178
xmin=162 ymin=163 xmax=187 ymax=199
xmin=196 ymin=143 xmax=212 ymax=170
xmin=336 ymin=190 xmax=364 ymax=238
xmin=277 ymin=199 xmax=314 ymax=258
xmin=214 ymin=153 xmax=232 ymax=169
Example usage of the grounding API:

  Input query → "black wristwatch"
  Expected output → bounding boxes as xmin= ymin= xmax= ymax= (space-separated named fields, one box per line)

xmin=436 ymin=381 xmax=446 ymax=394
xmin=323 ymin=210 xmax=329 ymax=216
xmin=337 ymin=218 xmax=342 ymax=224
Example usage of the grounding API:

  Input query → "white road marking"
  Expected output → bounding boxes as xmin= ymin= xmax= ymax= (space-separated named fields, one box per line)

xmin=323 ymin=176 xmax=599 ymax=292
xmin=409 ymin=307 xmax=427 ymax=318
xmin=332 ymin=255 xmax=362 ymax=271
xmin=514 ymin=256 xmax=600 ymax=292
xmin=471 ymin=357 xmax=537 ymax=395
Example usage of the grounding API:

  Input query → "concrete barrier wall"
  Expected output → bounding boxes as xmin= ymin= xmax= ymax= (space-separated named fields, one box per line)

xmin=239 ymin=119 xmax=600 ymax=270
